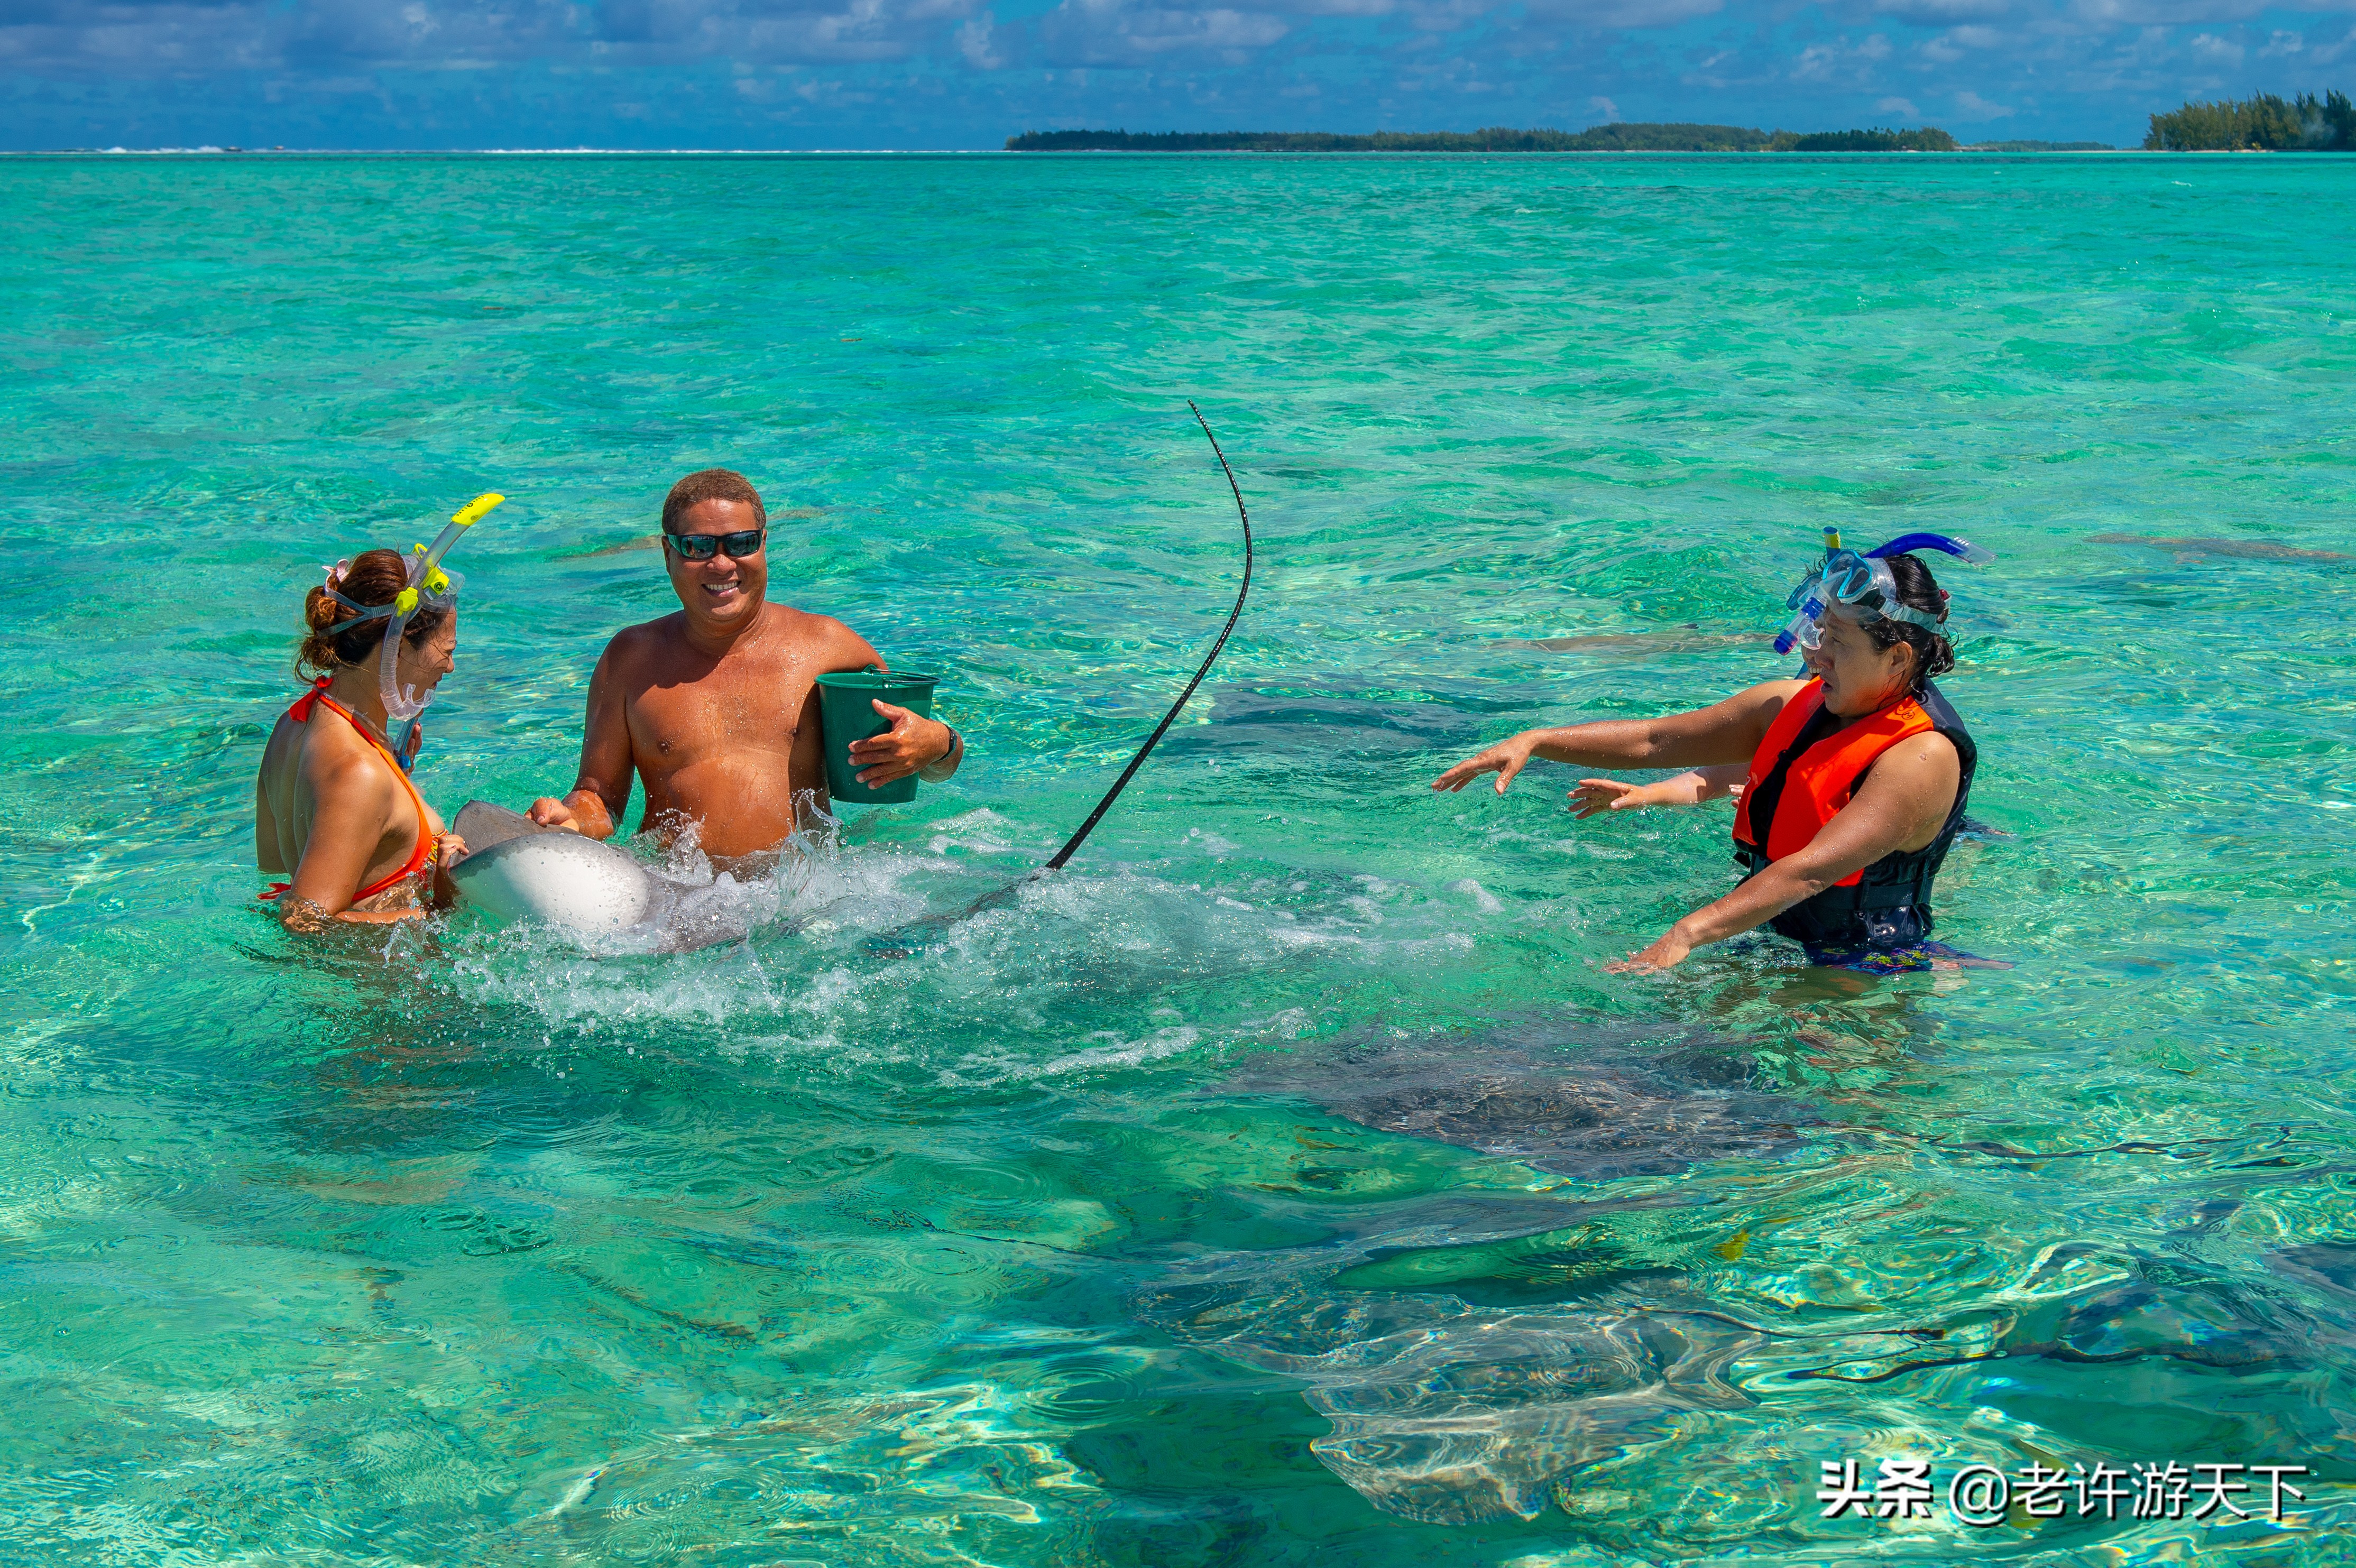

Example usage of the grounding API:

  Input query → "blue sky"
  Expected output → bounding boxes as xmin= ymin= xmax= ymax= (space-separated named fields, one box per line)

xmin=3 ymin=0 xmax=2352 ymax=149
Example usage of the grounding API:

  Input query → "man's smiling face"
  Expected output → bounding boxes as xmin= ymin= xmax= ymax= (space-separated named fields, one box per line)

xmin=664 ymin=497 xmax=768 ymax=629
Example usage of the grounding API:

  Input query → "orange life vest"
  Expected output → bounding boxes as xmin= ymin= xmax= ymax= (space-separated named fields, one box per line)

xmin=1731 ymin=678 xmax=1975 ymax=951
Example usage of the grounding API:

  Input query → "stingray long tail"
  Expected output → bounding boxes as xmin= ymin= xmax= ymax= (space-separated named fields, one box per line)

xmin=865 ymin=403 xmax=1255 ymax=957
xmin=1042 ymin=401 xmax=1254 ymax=872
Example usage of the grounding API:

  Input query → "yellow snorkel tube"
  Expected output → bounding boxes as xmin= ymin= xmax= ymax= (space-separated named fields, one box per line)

xmin=380 ymin=492 xmax=504 ymax=723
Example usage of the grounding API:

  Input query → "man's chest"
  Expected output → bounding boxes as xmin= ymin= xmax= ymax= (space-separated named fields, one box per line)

xmin=626 ymin=660 xmax=823 ymax=768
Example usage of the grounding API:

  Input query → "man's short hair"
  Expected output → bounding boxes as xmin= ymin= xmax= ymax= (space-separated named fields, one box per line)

xmin=662 ymin=468 xmax=767 ymax=533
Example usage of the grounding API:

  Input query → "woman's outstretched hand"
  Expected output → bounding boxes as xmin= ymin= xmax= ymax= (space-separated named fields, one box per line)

xmin=1568 ymin=778 xmax=1641 ymax=818
xmin=1432 ymin=735 xmax=1539 ymax=795
xmin=1605 ymin=928 xmax=1694 ymax=973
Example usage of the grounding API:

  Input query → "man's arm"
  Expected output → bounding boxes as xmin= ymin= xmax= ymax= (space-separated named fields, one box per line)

xmin=1433 ymin=681 xmax=1803 ymax=796
xmin=530 ymin=641 xmax=635 ymax=838
xmin=838 ymin=630 xmax=963 ymax=788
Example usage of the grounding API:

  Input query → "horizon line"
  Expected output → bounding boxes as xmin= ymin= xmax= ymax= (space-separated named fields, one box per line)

xmin=0 ymin=144 xmax=2184 ymax=158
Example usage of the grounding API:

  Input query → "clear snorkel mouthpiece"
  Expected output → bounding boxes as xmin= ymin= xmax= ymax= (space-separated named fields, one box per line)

xmin=1773 ymin=597 xmax=1825 ymax=656
xmin=378 ymin=492 xmax=504 ymax=724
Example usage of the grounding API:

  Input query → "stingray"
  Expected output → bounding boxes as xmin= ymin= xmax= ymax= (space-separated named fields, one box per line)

xmin=1222 ymin=1027 xmax=1816 ymax=1179
xmin=1499 ymin=629 xmax=1772 ymax=655
xmin=2273 ymin=1239 xmax=2356 ymax=1295
xmin=2090 ymin=532 xmax=2350 ymax=563
xmin=1786 ymin=1219 xmax=2333 ymax=1388
xmin=1156 ymin=688 xmax=1477 ymax=760
xmin=446 ymin=801 xmax=787 ymax=954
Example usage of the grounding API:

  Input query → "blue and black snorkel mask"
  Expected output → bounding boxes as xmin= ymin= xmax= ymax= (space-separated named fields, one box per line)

xmin=1774 ymin=528 xmax=1995 ymax=655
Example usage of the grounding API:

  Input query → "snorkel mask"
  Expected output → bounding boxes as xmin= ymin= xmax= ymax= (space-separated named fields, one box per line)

xmin=326 ymin=492 xmax=505 ymax=723
xmin=1773 ymin=527 xmax=1994 ymax=655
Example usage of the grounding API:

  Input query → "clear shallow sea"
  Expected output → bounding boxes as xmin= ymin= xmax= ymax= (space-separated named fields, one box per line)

xmin=2 ymin=150 xmax=2354 ymax=1565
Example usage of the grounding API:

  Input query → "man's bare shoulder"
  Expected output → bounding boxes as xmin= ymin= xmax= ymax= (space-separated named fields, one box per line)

xmin=762 ymin=606 xmax=880 ymax=665
xmin=598 ymin=612 xmax=692 ymax=670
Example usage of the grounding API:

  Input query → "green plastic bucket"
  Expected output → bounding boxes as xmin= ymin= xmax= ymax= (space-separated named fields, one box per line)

xmin=815 ymin=667 xmax=940 ymax=806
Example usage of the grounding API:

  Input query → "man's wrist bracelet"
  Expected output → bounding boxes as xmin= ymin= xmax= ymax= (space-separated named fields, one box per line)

xmin=919 ymin=725 xmax=962 ymax=781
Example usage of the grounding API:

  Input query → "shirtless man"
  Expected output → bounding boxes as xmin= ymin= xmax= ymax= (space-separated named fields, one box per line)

xmin=527 ymin=468 xmax=962 ymax=859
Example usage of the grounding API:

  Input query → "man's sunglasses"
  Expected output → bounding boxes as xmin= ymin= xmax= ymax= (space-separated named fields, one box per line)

xmin=662 ymin=528 xmax=766 ymax=561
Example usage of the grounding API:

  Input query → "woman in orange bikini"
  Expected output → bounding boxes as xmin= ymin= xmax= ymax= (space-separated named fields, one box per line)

xmin=255 ymin=547 xmax=471 ymax=931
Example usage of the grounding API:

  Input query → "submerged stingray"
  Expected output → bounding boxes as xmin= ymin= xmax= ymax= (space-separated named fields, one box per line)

xmin=1224 ymin=1028 xmax=1815 ymax=1178
xmin=1499 ymin=628 xmax=1770 ymax=655
xmin=2090 ymin=532 xmax=2350 ymax=562
xmin=1778 ymin=1234 xmax=2324 ymax=1390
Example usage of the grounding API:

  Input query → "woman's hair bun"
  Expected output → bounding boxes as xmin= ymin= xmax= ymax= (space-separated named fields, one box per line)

xmin=294 ymin=548 xmax=450 ymax=679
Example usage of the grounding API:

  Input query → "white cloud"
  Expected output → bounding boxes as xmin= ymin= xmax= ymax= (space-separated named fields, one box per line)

xmin=1876 ymin=94 xmax=1918 ymax=114
xmin=2063 ymin=0 xmax=2293 ymax=25
xmin=1873 ymin=0 xmax=2016 ymax=20
xmin=2187 ymin=30 xmax=2244 ymax=63
xmin=1521 ymin=0 xmax=1722 ymax=24
xmin=1039 ymin=0 xmax=1287 ymax=65
xmin=1790 ymin=31 xmax=1893 ymax=84
xmin=0 ymin=0 xmax=992 ymax=75
xmin=1588 ymin=94 xmax=1619 ymax=119
xmin=956 ymin=11 xmax=1004 ymax=65
xmin=1917 ymin=22 xmax=2009 ymax=62
xmin=1952 ymin=88 xmax=2015 ymax=118
xmin=2311 ymin=23 xmax=2356 ymax=63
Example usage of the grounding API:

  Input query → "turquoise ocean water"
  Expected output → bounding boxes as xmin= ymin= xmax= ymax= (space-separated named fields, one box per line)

xmin=3 ymin=151 xmax=2354 ymax=1564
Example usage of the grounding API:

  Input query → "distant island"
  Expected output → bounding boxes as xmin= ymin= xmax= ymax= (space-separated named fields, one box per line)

xmin=2146 ymin=91 xmax=2354 ymax=150
xmin=1005 ymin=124 xmax=1977 ymax=153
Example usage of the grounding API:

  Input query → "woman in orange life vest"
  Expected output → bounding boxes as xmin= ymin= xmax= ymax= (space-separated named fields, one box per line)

xmin=254 ymin=548 xmax=472 ymax=933
xmin=1431 ymin=534 xmax=1991 ymax=973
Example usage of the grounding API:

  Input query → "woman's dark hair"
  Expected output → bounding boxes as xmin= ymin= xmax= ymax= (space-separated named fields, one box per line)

xmin=1865 ymin=553 xmax=1956 ymax=690
xmin=296 ymin=548 xmax=453 ymax=679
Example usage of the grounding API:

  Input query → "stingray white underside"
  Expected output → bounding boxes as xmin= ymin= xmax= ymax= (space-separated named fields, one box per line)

xmin=449 ymin=832 xmax=656 ymax=937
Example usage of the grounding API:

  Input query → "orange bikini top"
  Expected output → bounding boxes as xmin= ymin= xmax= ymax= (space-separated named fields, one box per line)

xmin=260 ymin=678 xmax=435 ymax=905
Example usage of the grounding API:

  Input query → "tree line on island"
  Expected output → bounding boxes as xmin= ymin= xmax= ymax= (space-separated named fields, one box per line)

xmin=1007 ymin=93 xmax=2356 ymax=154
xmin=1005 ymin=125 xmax=2132 ymax=153
xmin=1004 ymin=125 xmax=1978 ymax=152
xmin=2144 ymin=91 xmax=2356 ymax=149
